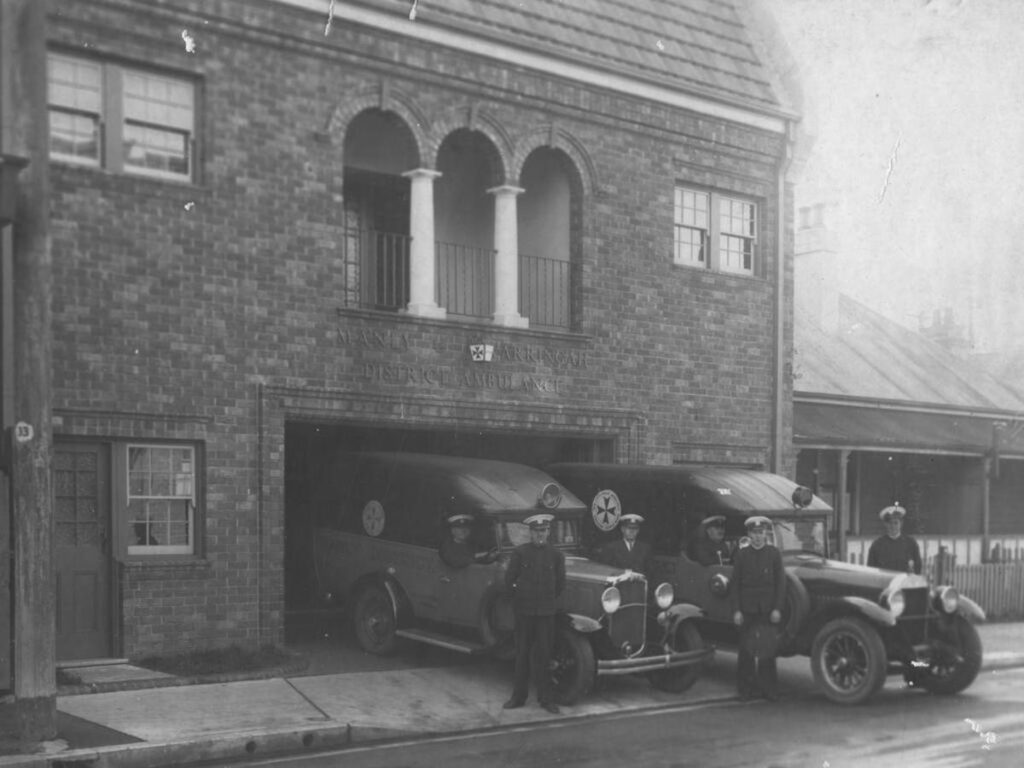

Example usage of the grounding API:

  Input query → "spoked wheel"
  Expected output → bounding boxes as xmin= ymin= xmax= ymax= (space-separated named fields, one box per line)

xmin=919 ymin=615 xmax=982 ymax=695
xmin=352 ymin=584 xmax=398 ymax=655
xmin=648 ymin=620 xmax=704 ymax=693
xmin=549 ymin=625 xmax=595 ymax=705
xmin=811 ymin=617 xmax=887 ymax=705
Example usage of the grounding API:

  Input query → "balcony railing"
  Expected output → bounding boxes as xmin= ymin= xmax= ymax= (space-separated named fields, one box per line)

xmin=436 ymin=240 xmax=494 ymax=320
xmin=340 ymin=227 xmax=410 ymax=311
xmin=341 ymin=230 xmax=574 ymax=330
xmin=519 ymin=253 xmax=573 ymax=330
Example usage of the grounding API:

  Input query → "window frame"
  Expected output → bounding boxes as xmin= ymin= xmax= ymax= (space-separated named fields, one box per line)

xmin=123 ymin=442 xmax=200 ymax=558
xmin=673 ymin=186 xmax=759 ymax=276
xmin=47 ymin=51 xmax=197 ymax=182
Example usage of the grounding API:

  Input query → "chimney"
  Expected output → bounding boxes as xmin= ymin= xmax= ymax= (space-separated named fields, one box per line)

xmin=794 ymin=202 xmax=840 ymax=333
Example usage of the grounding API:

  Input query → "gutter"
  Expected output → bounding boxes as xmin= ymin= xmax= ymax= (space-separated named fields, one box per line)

xmin=772 ymin=121 xmax=795 ymax=472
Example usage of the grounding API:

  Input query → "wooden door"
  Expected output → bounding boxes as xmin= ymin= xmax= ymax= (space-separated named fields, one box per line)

xmin=54 ymin=443 xmax=113 ymax=660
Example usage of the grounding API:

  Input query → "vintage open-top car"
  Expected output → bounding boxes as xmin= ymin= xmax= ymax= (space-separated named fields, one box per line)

xmin=309 ymin=452 xmax=712 ymax=704
xmin=546 ymin=462 xmax=985 ymax=704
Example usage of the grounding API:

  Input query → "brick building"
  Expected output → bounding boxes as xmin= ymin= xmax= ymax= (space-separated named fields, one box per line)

xmin=41 ymin=0 xmax=801 ymax=660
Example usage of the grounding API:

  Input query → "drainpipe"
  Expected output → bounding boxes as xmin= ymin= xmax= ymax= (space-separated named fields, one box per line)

xmin=772 ymin=121 xmax=795 ymax=474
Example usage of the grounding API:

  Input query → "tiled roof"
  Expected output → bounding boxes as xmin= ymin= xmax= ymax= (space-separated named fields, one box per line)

xmin=794 ymin=295 xmax=1024 ymax=414
xmin=359 ymin=0 xmax=787 ymax=110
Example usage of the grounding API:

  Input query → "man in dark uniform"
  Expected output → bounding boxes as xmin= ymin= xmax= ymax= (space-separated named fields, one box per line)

xmin=504 ymin=513 xmax=566 ymax=714
xmin=867 ymin=504 xmax=922 ymax=574
xmin=439 ymin=512 xmax=498 ymax=568
xmin=732 ymin=515 xmax=786 ymax=701
xmin=596 ymin=513 xmax=651 ymax=573
xmin=689 ymin=514 xmax=732 ymax=566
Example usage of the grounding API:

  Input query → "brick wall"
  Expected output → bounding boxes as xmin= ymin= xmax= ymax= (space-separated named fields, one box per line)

xmin=48 ymin=0 xmax=794 ymax=656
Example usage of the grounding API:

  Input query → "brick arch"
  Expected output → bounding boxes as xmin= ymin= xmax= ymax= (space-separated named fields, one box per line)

xmin=324 ymin=82 xmax=430 ymax=167
xmin=513 ymin=125 xmax=599 ymax=196
xmin=428 ymin=105 xmax=513 ymax=182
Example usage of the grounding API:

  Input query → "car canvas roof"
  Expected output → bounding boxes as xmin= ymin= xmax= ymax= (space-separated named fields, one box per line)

xmin=351 ymin=452 xmax=587 ymax=516
xmin=546 ymin=462 xmax=832 ymax=518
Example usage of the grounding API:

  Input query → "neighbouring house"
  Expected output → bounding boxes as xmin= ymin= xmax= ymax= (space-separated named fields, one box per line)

xmin=793 ymin=207 xmax=1024 ymax=568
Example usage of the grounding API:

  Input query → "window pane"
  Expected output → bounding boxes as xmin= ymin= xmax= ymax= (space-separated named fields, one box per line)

xmin=123 ymin=123 xmax=190 ymax=177
xmin=49 ymin=109 xmax=100 ymax=163
xmin=719 ymin=234 xmax=754 ymax=274
xmin=127 ymin=445 xmax=195 ymax=554
xmin=123 ymin=70 xmax=194 ymax=129
xmin=48 ymin=55 xmax=101 ymax=112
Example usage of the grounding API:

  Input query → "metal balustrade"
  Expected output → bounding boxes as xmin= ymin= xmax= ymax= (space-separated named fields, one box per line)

xmin=519 ymin=253 xmax=573 ymax=330
xmin=341 ymin=230 xmax=574 ymax=329
xmin=436 ymin=240 xmax=495 ymax=320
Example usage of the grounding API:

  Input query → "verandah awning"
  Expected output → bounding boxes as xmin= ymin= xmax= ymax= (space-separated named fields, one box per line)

xmin=794 ymin=402 xmax=1024 ymax=459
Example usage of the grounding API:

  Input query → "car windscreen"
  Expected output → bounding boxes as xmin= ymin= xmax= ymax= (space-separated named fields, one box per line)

xmin=499 ymin=518 xmax=581 ymax=549
xmin=772 ymin=516 xmax=828 ymax=556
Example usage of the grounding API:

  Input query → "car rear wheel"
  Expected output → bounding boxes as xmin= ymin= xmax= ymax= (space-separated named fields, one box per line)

xmin=648 ymin=620 xmax=704 ymax=693
xmin=811 ymin=616 xmax=887 ymax=705
xmin=353 ymin=584 xmax=398 ymax=655
xmin=919 ymin=615 xmax=982 ymax=695
xmin=550 ymin=626 xmax=595 ymax=705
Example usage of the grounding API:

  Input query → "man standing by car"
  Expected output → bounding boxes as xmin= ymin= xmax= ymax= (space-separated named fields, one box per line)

xmin=689 ymin=514 xmax=732 ymax=566
xmin=867 ymin=504 xmax=922 ymax=574
xmin=732 ymin=515 xmax=786 ymax=701
xmin=596 ymin=513 xmax=651 ymax=573
xmin=504 ymin=513 xmax=566 ymax=714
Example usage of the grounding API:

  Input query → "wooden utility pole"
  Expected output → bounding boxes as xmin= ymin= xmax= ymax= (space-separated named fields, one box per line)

xmin=0 ymin=0 xmax=54 ymax=743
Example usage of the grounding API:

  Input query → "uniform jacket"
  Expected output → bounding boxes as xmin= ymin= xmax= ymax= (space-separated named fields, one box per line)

xmin=867 ymin=534 xmax=922 ymax=574
xmin=597 ymin=538 xmax=652 ymax=573
xmin=689 ymin=537 xmax=732 ymax=566
xmin=505 ymin=542 xmax=566 ymax=616
xmin=731 ymin=543 xmax=786 ymax=617
xmin=439 ymin=537 xmax=475 ymax=569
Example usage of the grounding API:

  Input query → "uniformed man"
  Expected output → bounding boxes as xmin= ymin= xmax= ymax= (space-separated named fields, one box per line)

xmin=732 ymin=515 xmax=786 ymax=701
xmin=867 ymin=504 xmax=922 ymax=574
xmin=503 ymin=513 xmax=566 ymax=714
xmin=439 ymin=513 xmax=498 ymax=568
xmin=689 ymin=514 xmax=732 ymax=566
xmin=596 ymin=513 xmax=651 ymax=573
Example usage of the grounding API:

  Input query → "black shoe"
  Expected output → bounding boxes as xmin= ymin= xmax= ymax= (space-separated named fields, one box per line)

xmin=540 ymin=701 xmax=561 ymax=714
xmin=503 ymin=698 xmax=525 ymax=710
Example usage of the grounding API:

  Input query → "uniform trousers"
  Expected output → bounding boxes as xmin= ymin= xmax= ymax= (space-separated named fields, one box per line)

xmin=737 ymin=613 xmax=779 ymax=698
xmin=510 ymin=613 xmax=555 ymax=704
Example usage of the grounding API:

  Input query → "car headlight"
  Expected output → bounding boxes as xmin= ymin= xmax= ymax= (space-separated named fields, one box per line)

xmin=602 ymin=586 xmax=621 ymax=614
xmin=887 ymin=589 xmax=906 ymax=618
xmin=939 ymin=586 xmax=959 ymax=614
xmin=655 ymin=582 xmax=674 ymax=609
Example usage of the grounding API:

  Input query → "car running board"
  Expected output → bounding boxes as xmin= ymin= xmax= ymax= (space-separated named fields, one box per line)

xmin=395 ymin=628 xmax=488 ymax=655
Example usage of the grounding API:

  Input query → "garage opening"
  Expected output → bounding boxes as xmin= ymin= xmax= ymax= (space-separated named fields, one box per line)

xmin=283 ymin=421 xmax=611 ymax=638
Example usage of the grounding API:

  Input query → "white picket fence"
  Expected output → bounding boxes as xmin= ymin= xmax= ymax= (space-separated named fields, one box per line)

xmin=846 ymin=535 xmax=1024 ymax=568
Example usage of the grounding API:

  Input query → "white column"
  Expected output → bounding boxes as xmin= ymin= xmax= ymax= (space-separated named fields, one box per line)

xmin=487 ymin=184 xmax=528 ymax=328
xmin=402 ymin=168 xmax=446 ymax=319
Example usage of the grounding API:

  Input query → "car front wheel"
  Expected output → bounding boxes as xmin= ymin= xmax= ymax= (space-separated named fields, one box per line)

xmin=352 ymin=584 xmax=398 ymax=655
xmin=918 ymin=615 xmax=982 ymax=695
xmin=648 ymin=620 xmax=704 ymax=693
xmin=811 ymin=616 xmax=887 ymax=705
xmin=550 ymin=626 xmax=595 ymax=705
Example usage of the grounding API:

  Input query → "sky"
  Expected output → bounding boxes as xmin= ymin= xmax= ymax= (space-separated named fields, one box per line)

xmin=763 ymin=0 xmax=1024 ymax=355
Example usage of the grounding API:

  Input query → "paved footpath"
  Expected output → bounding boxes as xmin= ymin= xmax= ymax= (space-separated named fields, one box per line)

xmin=2 ymin=621 xmax=1022 ymax=768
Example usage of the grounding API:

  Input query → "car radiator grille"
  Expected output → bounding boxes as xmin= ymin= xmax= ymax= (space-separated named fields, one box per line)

xmin=607 ymin=579 xmax=647 ymax=657
xmin=901 ymin=587 xmax=930 ymax=618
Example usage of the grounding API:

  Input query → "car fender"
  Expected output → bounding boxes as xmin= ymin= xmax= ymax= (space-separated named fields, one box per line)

xmin=352 ymin=572 xmax=409 ymax=626
xmin=956 ymin=595 xmax=986 ymax=623
xmin=566 ymin=613 xmax=603 ymax=633
xmin=659 ymin=603 xmax=703 ymax=626
xmin=840 ymin=596 xmax=897 ymax=627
